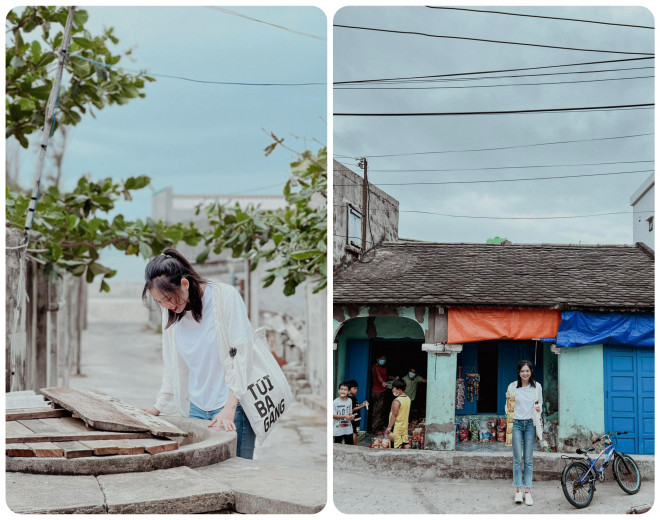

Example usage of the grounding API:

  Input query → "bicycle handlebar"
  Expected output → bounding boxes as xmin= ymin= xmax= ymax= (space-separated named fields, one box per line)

xmin=592 ymin=431 xmax=628 ymax=444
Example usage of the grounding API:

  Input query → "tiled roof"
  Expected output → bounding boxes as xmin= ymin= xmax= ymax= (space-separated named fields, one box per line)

xmin=334 ymin=242 xmax=654 ymax=311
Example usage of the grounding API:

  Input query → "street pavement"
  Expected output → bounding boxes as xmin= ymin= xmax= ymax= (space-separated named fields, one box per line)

xmin=333 ymin=469 xmax=654 ymax=514
xmin=69 ymin=283 xmax=326 ymax=472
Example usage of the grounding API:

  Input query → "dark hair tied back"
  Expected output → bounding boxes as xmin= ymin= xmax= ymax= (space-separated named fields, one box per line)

xmin=142 ymin=248 xmax=207 ymax=328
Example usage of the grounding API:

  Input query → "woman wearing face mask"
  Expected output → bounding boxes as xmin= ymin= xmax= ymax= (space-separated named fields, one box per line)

xmin=141 ymin=248 xmax=256 ymax=459
xmin=385 ymin=379 xmax=411 ymax=449
xmin=369 ymin=354 xmax=394 ymax=432
xmin=506 ymin=360 xmax=543 ymax=506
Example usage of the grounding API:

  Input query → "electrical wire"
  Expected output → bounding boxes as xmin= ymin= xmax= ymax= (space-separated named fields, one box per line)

xmin=337 ymin=65 xmax=655 ymax=87
xmin=334 ymin=132 xmax=654 ymax=159
xmin=70 ymin=55 xmax=324 ymax=87
xmin=334 ymin=57 xmax=653 ymax=85
xmin=334 ymin=103 xmax=654 ymax=117
xmin=335 ymin=74 xmax=653 ymax=90
xmin=333 ymin=204 xmax=651 ymax=220
xmin=425 ymin=7 xmax=655 ymax=30
xmin=367 ymin=160 xmax=654 ymax=173
xmin=333 ymin=24 xmax=654 ymax=56
xmin=207 ymin=6 xmax=326 ymax=41
xmin=334 ymin=169 xmax=653 ymax=187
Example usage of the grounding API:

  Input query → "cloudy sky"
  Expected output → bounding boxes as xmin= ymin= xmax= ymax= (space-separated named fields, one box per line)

xmin=6 ymin=5 xmax=327 ymax=279
xmin=333 ymin=6 xmax=654 ymax=245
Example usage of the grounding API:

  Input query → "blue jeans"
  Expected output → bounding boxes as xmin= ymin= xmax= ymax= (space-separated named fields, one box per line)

xmin=189 ymin=402 xmax=256 ymax=459
xmin=512 ymin=419 xmax=535 ymax=488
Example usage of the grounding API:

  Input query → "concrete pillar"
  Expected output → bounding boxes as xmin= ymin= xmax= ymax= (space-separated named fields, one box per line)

xmin=423 ymin=343 xmax=462 ymax=450
xmin=557 ymin=344 xmax=604 ymax=451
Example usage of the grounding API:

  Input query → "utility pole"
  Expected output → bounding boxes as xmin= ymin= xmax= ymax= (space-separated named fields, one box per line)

xmin=23 ymin=6 xmax=76 ymax=244
xmin=358 ymin=157 xmax=368 ymax=253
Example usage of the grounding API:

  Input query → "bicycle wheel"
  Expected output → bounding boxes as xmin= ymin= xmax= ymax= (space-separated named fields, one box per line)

xmin=613 ymin=454 xmax=641 ymax=494
xmin=561 ymin=461 xmax=594 ymax=508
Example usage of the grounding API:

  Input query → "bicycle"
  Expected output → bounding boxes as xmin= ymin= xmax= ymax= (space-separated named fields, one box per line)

xmin=560 ymin=431 xmax=641 ymax=509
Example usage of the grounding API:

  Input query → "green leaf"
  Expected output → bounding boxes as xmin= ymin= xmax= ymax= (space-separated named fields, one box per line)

xmin=138 ymin=242 xmax=153 ymax=258
xmin=196 ymin=247 xmax=210 ymax=264
xmin=100 ymin=279 xmax=110 ymax=292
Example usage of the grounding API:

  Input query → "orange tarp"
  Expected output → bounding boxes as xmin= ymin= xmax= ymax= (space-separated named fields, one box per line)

xmin=448 ymin=307 xmax=561 ymax=344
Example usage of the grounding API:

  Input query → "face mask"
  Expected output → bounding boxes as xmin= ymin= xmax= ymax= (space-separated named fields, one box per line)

xmin=392 ymin=390 xmax=398 ymax=397
xmin=408 ymin=372 xmax=416 ymax=379
xmin=378 ymin=359 xmax=386 ymax=365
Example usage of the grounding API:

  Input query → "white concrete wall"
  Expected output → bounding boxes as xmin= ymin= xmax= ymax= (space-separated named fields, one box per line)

xmin=630 ymin=174 xmax=654 ymax=250
xmin=333 ymin=160 xmax=399 ymax=268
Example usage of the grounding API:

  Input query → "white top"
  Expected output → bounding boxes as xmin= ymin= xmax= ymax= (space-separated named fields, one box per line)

xmin=506 ymin=381 xmax=541 ymax=420
xmin=155 ymin=282 xmax=254 ymax=416
xmin=175 ymin=287 xmax=228 ymax=411
xmin=333 ymin=397 xmax=354 ymax=436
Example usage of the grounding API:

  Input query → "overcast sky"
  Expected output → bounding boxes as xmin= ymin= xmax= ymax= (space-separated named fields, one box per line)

xmin=6 ymin=5 xmax=327 ymax=279
xmin=333 ymin=6 xmax=654 ymax=245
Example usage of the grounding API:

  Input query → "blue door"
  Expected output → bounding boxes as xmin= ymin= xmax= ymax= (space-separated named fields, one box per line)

xmin=345 ymin=340 xmax=370 ymax=430
xmin=604 ymin=346 xmax=655 ymax=455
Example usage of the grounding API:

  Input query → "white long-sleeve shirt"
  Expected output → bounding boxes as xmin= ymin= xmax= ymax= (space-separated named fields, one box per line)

xmin=155 ymin=282 xmax=253 ymax=416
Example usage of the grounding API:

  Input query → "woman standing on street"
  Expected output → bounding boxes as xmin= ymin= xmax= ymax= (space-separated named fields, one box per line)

xmin=141 ymin=248 xmax=256 ymax=459
xmin=507 ymin=360 xmax=543 ymax=506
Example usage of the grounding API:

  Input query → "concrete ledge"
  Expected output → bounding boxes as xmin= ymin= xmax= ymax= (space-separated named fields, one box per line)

xmin=333 ymin=445 xmax=655 ymax=482
xmin=6 ymin=417 xmax=235 ymax=475
xmin=99 ymin=467 xmax=233 ymax=514
xmin=197 ymin=457 xmax=326 ymax=514
xmin=5 ymin=473 xmax=106 ymax=514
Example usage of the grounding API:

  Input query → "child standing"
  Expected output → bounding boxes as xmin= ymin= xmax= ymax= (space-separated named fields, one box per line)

xmin=346 ymin=380 xmax=368 ymax=446
xmin=333 ymin=382 xmax=355 ymax=444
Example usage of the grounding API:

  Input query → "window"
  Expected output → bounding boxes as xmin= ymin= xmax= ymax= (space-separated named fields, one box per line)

xmin=347 ymin=205 xmax=363 ymax=250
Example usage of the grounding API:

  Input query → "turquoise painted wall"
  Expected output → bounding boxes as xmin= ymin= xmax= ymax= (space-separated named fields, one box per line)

xmin=425 ymin=352 xmax=457 ymax=450
xmin=557 ymin=344 xmax=605 ymax=451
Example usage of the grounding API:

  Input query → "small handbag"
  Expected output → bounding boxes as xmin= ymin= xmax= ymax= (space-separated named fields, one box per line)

xmin=217 ymin=291 xmax=294 ymax=445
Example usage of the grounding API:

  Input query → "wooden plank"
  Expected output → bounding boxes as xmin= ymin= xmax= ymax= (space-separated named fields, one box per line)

xmin=53 ymin=441 xmax=94 ymax=459
xmin=135 ymin=438 xmax=179 ymax=455
xmin=5 ymin=395 xmax=51 ymax=410
xmin=6 ymin=407 xmax=71 ymax=421
xmin=80 ymin=440 xmax=145 ymax=456
xmin=6 ymin=420 xmax=36 ymax=438
xmin=6 ymin=443 xmax=36 ymax=457
xmin=40 ymin=387 xmax=187 ymax=437
xmin=26 ymin=442 xmax=64 ymax=458
xmin=7 ymin=431 xmax=155 ymax=444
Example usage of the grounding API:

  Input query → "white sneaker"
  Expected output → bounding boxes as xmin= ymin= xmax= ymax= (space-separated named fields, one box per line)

xmin=524 ymin=492 xmax=533 ymax=506
xmin=514 ymin=490 xmax=523 ymax=503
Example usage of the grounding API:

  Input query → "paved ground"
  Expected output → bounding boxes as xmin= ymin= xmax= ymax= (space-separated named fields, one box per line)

xmin=333 ymin=469 xmax=654 ymax=514
xmin=69 ymin=283 xmax=326 ymax=472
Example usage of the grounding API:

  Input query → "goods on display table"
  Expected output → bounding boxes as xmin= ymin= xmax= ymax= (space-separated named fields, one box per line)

xmin=505 ymin=391 xmax=515 ymax=446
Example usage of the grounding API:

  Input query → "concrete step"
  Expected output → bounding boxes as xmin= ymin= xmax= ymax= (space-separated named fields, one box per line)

xmin=5 ymin=467 xmax=233 ymax=514
xmin=197 ymin=457 xmax=326 ymax=514
xmin=333 ymin=444 xmax=655 ymax=482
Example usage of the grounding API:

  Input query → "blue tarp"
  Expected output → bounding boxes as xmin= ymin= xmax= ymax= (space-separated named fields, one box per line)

xmin=556 ymin=311 xmax=655 ymax=348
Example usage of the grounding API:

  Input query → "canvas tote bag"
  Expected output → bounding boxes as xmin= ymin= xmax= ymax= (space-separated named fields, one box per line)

xmin=217 ymin=292 xmax=294 ymax=445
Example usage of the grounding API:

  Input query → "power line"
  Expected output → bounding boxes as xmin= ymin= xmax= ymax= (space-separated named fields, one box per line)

xmin=334 ymin=57 xmax=653 ymax=85
xmin=207 ymin=6 xmax=326 ymax=41
xmin=334 ymin=74 xmax=653 ymax=90
xmin=334 ymin=169 xmax=653 ymax=187
xmin=333 ymin=204 xmax=651 ymax=220
xmin=367 ymin=160 xmax=654 ymax=173
xmin=338 ymin=65 xmax=655 ymax=87
xmin=334 ymin=103 xmax=654 ymax=117
xmin=70 ymin=55 xmax=324 ymax=87
xmin=334 ymin=132 xmax=654 ymax=159
xmin=333 ymin=24 xmax=654 ymax=56
xmin=426 ymin=6 xmax=655 ymax=30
